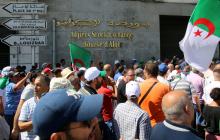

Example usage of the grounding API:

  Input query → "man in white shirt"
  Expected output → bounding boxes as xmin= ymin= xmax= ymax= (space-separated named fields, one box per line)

xmin=203 ymin=64 xmax=220 ymax=104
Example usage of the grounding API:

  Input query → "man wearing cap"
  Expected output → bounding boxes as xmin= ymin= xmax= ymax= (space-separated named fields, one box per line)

xmin=113 ymin=81 xmax=151 ymax=140
xmin=18 ymin=75 xmax=50 ymax=140
xmin=78 ymin=67 xmax=102 ymax=95
xmin=157 ymin=63 xmax=170 ymax=86
xmin=97 ymin=71 xmax=117 ymax=135
xmin=4 ymin=71 xmax=31 ymax=131
xmin=32 ymin=89 xmax=103 ymax=140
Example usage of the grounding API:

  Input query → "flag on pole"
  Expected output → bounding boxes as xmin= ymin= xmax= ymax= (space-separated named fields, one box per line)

xmin=179 ymin=0 xmax=220 ymax=71
xmin=69 ymin=43 xmax=91 ymax=68
xmin=0 ymin=77 xmax=9 ymax=89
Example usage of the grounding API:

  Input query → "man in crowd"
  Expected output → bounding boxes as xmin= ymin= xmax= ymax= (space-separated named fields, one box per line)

xmin=97 ymin=71 xmax=117 ymax=134
xmin=11 ymin=72 xmax=38 ymax=139
xmin=18 ymin=75 xmax=50 ymax=140
xmin=78 ymin=67 xmax=102 ymax=95
xmin=203 ymin=64 xmax=220 ymax=104
xmin=117 ymin=68 xmax=135 ymax=103
xmin=150 ymin=90 xmax=202 ymax=140
xmin=157 ymin=63 xmax=170 ymax=86
xmin=4 ymin=71 xmax=30 ymax=131
xmin=114 ymin=81 xmax=151 ymax=140
xmin=32 ymin=89 xmax=103 ymax=140
xmin=139 ymin=62 xmax=170 ymax=127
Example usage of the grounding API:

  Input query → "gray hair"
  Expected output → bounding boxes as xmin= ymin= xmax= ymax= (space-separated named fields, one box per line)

xmin=162 ymin=92 xmax=192 ymax=120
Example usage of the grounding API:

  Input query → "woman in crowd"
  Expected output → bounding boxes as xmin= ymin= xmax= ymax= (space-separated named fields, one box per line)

xmin=203 ymin=88 xmax=220 ymax=140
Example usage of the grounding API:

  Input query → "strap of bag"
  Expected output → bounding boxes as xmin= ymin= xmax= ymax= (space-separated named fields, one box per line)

xmin=138 ymin=82 xmax=157 ymax=106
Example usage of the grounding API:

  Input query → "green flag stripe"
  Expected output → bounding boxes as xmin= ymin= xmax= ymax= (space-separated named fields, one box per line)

xmin=189 ymin=0 xmax=220 ymax=37
xmin=69 ymin=43 xmax=91 ymax=68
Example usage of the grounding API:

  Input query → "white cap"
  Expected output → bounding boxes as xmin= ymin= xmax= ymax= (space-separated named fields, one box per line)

xmin=84 ymin=67 xmax=100 ymax=81
xmin=126 ymin=81 xmax=140 ymax=98
xmin=79 ymin=67 xmax=86 ymax=71
xmin=114 ymin=60 xmax=120 ymax=65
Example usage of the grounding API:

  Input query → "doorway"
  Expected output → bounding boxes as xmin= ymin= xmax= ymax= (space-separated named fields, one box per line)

xmin=160 ymin=15 xmax=189 ymax=61
xmin=0 ymin=25 xmax=16 ymax=69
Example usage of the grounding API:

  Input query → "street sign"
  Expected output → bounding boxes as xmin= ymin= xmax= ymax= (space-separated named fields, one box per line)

xmin=3 ymin=19 xmax=47 ymax=30
xmin=1 ymin=35 xmax=47 ymax=47
xmin=2 ymin=3 xmax=47 ymax=14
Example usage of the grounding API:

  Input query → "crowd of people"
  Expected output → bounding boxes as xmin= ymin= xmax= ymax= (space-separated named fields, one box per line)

xmin=0 ymin=57 xmax=220 ymax=140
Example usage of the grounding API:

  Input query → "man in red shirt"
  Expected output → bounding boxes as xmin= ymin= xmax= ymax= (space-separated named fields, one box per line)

xmin=97 ymin=71 xmax=117 ymax=133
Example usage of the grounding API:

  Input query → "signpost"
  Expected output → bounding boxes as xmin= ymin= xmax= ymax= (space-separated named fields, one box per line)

xmin=2 ymin=3 xmax=47 ymax=14
xmin=2 ymin=19 xmax=47 ymax=30
xmin=1 ymin=35 xmax=47 ymax=47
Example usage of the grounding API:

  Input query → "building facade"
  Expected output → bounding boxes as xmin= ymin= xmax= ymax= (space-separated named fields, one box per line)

xmin=0 ymin=0 xmax=211 ymax=69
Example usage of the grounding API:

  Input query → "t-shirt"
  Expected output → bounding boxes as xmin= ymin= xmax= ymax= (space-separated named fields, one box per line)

xmin=19 ymin=97 xmax=37 ymax=140
xmin=150 ymin=120 xmax=202 ymax=140
xmin=21 ymin=83 xmax=35 ymax=101
xmin=97 ymin=85 xmax=113 ymax=122
xmin=139 ymin=79 xmax=170 ymax=127
xmin=203 ymin=105 xmax=220 ymax=135
xmin=5 ymin=83 xmax=23 ymax=115
xmin=117 ymin=80 xmax=127 ymax=104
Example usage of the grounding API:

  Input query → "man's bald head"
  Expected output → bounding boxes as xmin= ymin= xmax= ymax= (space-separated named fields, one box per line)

xmin=162 ymin=90 xmax=194 ymax=126
xmin=103 ymin=64 xmax=112 ymax=76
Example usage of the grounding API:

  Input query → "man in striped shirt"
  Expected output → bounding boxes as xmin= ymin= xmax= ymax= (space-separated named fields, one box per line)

xmin=18 ymin=75 xmax=50 ymax=140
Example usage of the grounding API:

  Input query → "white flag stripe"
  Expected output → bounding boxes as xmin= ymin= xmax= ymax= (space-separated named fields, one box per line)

xmin=180 ymin=23 xmax=220 ymax=71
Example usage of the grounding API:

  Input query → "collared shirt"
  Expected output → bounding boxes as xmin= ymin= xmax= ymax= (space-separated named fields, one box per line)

xmin=186 ymin=72 xmax=205 ymax=104
xmin=19 ymin=97 xmax=38 ymax=140
xmin=113 ymin=101 xmax=151 ymax=140
xmin=20 ymin=83 xmax=35 ymax=101
xmin=150 ymin=120 xmax=202 ymax=140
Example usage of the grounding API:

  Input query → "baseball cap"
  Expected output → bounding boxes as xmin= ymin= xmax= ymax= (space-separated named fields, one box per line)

xmin=126 ymin=81 xmax=140 ymax=98
xmin=1 ymin=66 xmax=12 ymax=77
xmin=99 ymin=71 xmax=106 ymax=77
xmin=158 ymin=63 xmax=168 ymax=73
xmin=84 ymin=67 xmax=100 ymax=81
xmin=33 ymin=89 xmax=103 ymax=140
xmin=42 ymin=68 xmax=52 ymax=75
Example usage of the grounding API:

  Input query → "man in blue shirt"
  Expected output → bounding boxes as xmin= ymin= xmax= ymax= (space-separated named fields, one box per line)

xmin=4 ymin=71 xmax=31 ymax=131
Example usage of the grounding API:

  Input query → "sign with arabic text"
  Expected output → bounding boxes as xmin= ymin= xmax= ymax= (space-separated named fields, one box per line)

xmin=56 ymin=19 xmax=150 ymax=29
xmin=1 ymin=35 xmax=47 ymax=47
xmin=3 ymin=19 xmax=47 ymax=30
xmin=2 ymin=3 xmax=47 ymax=14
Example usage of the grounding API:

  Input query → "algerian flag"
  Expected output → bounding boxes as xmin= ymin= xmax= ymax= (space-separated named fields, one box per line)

xmin=179 ymin=0 xmax=220 ymax=71
xmin=0 ymin=77 xmax=9 ymax=89
xmin=69 ymin=42 xmax=91 ymax=68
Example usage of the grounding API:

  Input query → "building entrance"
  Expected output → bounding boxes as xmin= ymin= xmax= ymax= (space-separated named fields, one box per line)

xmin=160 ymin=15 xmax=189 ymax=61
xmin=0 ymin=25 xmax=16 ymax=69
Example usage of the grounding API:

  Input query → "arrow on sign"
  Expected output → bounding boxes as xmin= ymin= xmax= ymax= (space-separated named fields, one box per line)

xmin=1 ymin=35 xmax=47 ymax=47
xmin=2 ymin=3 xmax=47 ymax=14
xmin=2 ymin=19 xmax=47 ymax=31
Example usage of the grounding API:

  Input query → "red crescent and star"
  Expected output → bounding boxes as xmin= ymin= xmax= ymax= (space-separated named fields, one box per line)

xmin=193 ymin=18 xmax=215 ymax=39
